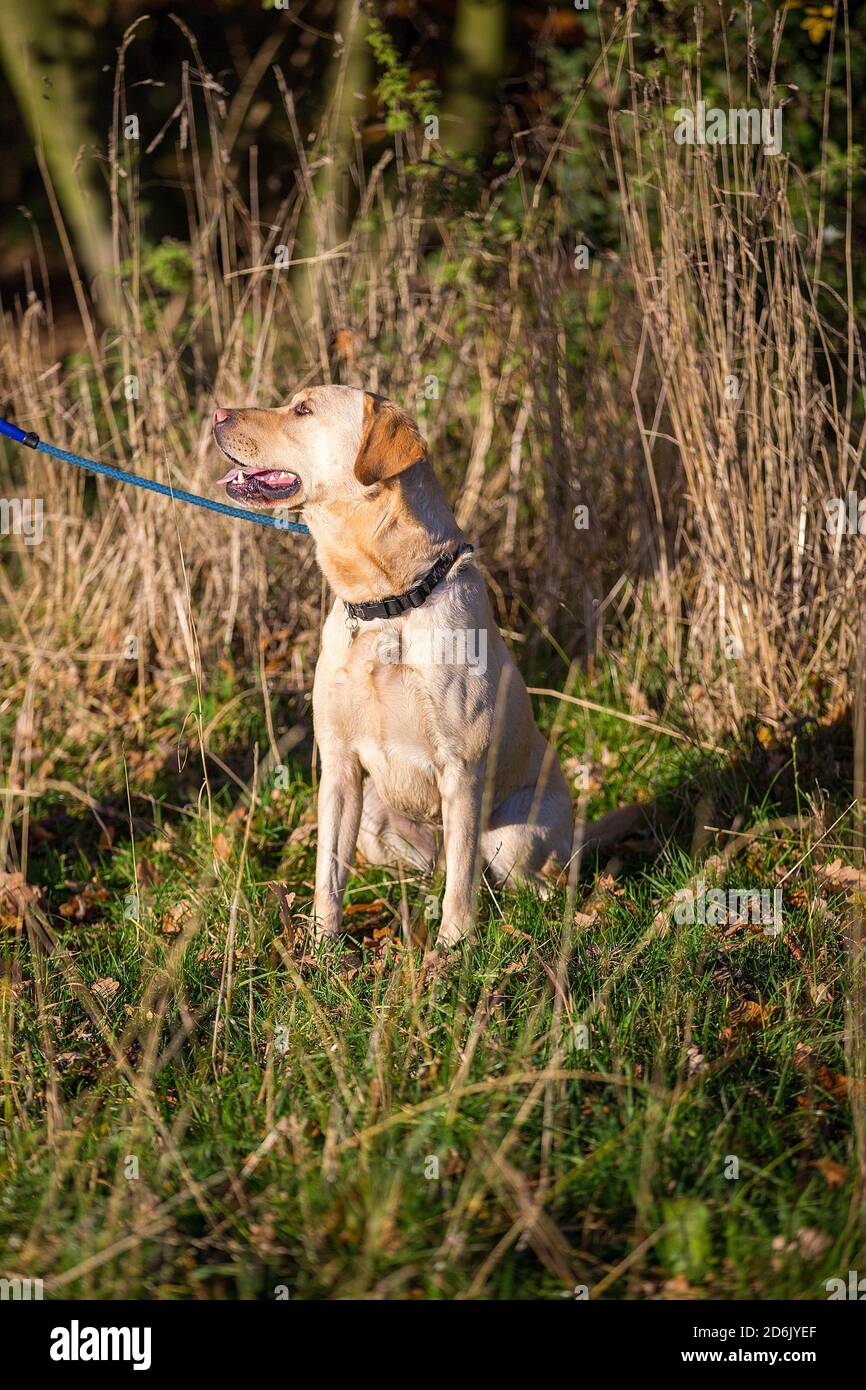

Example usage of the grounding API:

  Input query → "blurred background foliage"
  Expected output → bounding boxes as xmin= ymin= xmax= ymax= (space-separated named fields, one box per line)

xmin=0 ymin=0 xmax=864 ymax=735
xmin=0 ymin=0 xmax=863 ymax=325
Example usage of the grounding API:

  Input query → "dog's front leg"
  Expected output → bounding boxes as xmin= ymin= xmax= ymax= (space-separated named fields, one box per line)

xmin=435 ymin=760 xmax=485 ymax=950
xmin=312 ymin=753 xmax=363 ymax=943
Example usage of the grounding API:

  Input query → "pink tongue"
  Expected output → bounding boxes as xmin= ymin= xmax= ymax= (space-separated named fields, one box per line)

xmin=252 ymin=470 xmax=297 ymax=486
xmin=216 ymin=466 xmax=297 ymax=487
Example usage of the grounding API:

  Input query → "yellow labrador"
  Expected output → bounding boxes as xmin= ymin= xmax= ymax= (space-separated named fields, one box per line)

xmin=213 ymin=386 xmax=575 ymax=950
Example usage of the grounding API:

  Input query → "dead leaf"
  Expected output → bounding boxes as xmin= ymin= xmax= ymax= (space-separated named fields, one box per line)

xmin=785 ymin=935 xmax=804 ymax=962
xmin=91 ymin=976 xmax=120 ymax=1002
xmin=813 ymin=1158 xmax=847 ymax=1188
xmin=807 ymin=981 xmax=834 ymax=1008
xmin=0 ymin=871 xmax=42 ymax=924
xmin=212 ymin=832 xmax=232 ymax=865
xmin=500 ymin=922 xmax=532 ymax=940
xmin=59 ymin=878 xmax=108 ymax=922
xmin=720 ymin=998 xmax=775 ymax=1043
xmin=134 ymin=856 xmax=160 ymax=888
xmin=817 ymin=859 xmax=866 ymax=893
xmin=816 ymin=1065 xmax=866 ymax=1102
xmin=269 ymin=883 xmax=297 ymax=947
xmin=161 ymin=900 xmax=191 ymax=935
xmin=501 ymin=953 xmax=529 ymax=976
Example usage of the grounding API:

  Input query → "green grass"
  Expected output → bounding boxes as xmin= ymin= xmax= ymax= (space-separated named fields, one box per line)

xmin=1 ymin=667 xmax=865 ymax=1300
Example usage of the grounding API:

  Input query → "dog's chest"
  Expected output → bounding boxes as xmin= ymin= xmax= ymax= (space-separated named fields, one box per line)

xmin=319 ymin=627 xmax=442 ymax=820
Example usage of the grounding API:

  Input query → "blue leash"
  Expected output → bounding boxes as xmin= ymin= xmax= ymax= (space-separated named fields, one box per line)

xmin=0 ymin=416 xmax=310 ymax=535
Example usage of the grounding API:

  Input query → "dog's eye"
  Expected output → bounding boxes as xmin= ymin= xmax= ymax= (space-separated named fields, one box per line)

xmin=294 ymin=401 xmax=312 ymax=417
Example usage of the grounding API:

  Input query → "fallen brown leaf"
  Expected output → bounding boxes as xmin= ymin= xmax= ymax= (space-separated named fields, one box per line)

xmin=500 ymin=922 xmax=532 ymax=939
xmin=161 ymin=900 xmax=191 ymax=935
xmin=817 ymin=858 xmax=866 ymax=893
xmin=0 ymin=871 xmax=42 ymax=924
xmin=212 ymin=832 xmax=232 ymax=865
xmin=816 ymin=1065 xmax=866 ymax=1102
xmin=269 ymin=883 xmax=297 ymax=947
xmin=91 ymin=976 xmax=120 ymax=1002
xmin=720 ymin=998 xmax=775 ymax=1044
xmin=813 ymin=1158 xmax=848 ymax=1188
xmin=59 ymin=878 xmax=108 ymax=922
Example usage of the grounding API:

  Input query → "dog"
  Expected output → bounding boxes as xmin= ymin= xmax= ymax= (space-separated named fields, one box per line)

xmin=214 ymin=386 xmax=628 ymax=951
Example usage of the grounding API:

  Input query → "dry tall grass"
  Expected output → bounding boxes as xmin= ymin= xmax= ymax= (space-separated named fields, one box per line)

xmin=0 ymin=4 xmax=861 ymax=750
xmin=614 ymin=6 xmax=864 ymax=731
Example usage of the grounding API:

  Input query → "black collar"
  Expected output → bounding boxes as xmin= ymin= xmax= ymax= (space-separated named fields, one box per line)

xmin=343 ymin=543 xmax=474 ymax=623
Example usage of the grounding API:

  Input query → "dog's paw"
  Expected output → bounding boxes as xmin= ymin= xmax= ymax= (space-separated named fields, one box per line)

xmin=310 ymin=913 xmax=341 ymax=948
xmin=435 ymin=920 xmax=471 ymax=951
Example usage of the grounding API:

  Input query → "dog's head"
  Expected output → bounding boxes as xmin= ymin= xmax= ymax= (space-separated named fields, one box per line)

xmin=212 ymin=385 xmax=427 ymax=512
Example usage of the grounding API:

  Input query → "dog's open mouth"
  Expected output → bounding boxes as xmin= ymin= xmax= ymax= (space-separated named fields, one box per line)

xmin=216 ymin=463 xmax=302 ymax=503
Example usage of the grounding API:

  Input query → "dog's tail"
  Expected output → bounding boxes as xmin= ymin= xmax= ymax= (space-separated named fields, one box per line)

xmin=576 ymin=800 xmax=660 ymax=856
xmin=540 ymin=799 xmax=662 ymax=885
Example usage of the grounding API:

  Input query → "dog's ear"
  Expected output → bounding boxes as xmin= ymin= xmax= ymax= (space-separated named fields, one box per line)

xmin=354 ymin=393 xmax=427 ymax=487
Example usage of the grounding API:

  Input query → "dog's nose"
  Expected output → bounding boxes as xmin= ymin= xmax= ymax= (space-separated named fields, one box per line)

xmin=213 ymin=407 xmax=232 ymax=426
